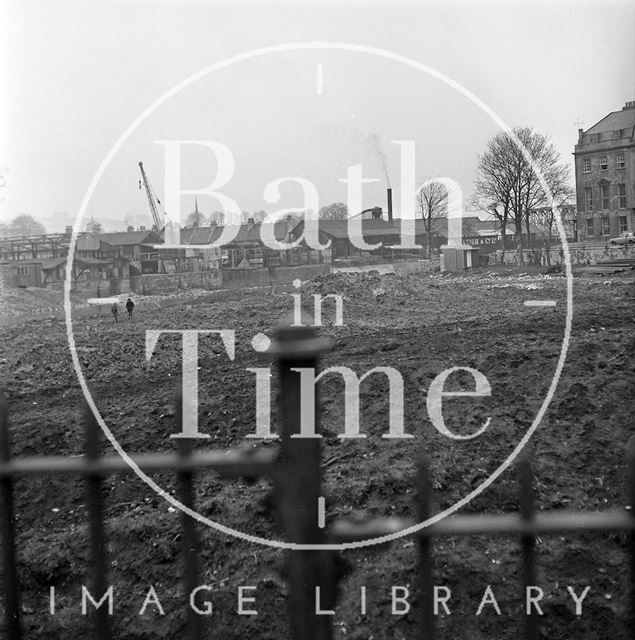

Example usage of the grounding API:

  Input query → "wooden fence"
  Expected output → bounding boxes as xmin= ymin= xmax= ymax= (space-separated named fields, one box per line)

xmin=1 ymin=321 xmax=634 ymax=639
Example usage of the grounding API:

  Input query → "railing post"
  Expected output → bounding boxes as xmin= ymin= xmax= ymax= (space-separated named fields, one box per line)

xmin=174 ymin=392 xmax=202 ymax=640
xmin=84 ymin=403 xmax=112 ymax=640
xmin=628 ymin=436 xmax=635 ymax=629
xmin=417 ymin=458 xmax=434 ymax=639
xmin=269 ymin=318 xmax=335 ymax=640
xmin=519 ymin=452 xmax=539 ymax=640
xmin=0 ymin=391 xmax=21 ymax=640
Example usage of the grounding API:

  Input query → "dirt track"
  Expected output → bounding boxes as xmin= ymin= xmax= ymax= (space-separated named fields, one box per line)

xmin=1 ymin=268 xmax=634 ymax=639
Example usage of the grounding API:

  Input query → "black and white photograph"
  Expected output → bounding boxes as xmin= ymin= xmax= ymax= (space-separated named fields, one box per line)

xmin=1 ymin=1 xmax=634 ymax=638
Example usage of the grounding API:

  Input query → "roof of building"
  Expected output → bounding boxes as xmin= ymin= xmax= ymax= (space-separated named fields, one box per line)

xmin=179 ymin=226 xmax=218 ymax=245
xmin=98 ymin=230 xmax=160 ymax=246
xmin=2 ymin=259 xmax=45 ymax=266
xmin=180 ymin=221 xmax=289 ymax=245
xmin=41 ymin=257 xmax=67 ymax=270
xmin=585 ymin=102 xmax=635 ymax=135
xmin=41 ymin=256 xmax=112 ymax=270
xmin=293 ymin=218 xmax=401 ymax=240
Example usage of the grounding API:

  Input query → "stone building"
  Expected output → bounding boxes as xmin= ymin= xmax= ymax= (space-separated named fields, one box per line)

xmin=574 ymin=101 xmax=635 ymax=241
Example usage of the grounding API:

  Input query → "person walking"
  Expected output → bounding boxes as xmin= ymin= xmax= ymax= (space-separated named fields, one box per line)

xmin=126 ymin=298 xmax=134 ymax=319
xmin=111 ymin=302 xmax=119 ymax=323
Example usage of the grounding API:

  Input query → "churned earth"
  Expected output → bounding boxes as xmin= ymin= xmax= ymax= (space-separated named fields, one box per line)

xmin=1 ymin=267 xmax=634 ymax=639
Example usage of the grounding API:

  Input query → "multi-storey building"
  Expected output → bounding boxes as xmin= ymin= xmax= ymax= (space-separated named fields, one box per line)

xmin=574 ymin=101 xmax=635 ymax=241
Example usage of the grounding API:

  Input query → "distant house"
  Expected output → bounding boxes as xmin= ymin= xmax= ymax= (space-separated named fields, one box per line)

xmin=97 ymin=230 xmax=162 ymax=259
xmin=202 ymin=220 xmax=316 ymax=269
xmin=178 ymin=227 xmax=222 ymax=268
xmin=80 ymin=230 xmax=162 ymax=275
xmin=42 ymin=256 xmax=114 ymax=284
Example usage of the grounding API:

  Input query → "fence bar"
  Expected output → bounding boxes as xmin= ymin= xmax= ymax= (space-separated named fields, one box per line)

xmin=176 ymin=433 xmax=202 ymax=640
xmin=519 ymin=453 xmax=539 ymax=640
xmin=271 ymin=320 xmax=334 ymax=640
xmin=629 ymin=436 xmax=635 ymax=629
xmin=417 ymin=459 xmax=434 ymax=640
xmin=330 ymin=510 xmax=635 ymax=542
xmin=0 ymin=448 xmax=277 ymax=477
xmin=0 ymin=391 xmax=21 ymax=640
xmin=84 ymin=404 xmax=112 ymax=640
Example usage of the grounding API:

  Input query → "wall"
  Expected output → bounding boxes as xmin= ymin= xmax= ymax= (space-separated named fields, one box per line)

xmin=42 ymin=265 xmax=329 ymax=298
xmin=494 ymin=243 xmax=635 ymax=266
xmin=333 ymin=259 xmax=440 ymax=276
xmin=130 ymin=270 xmax=222 ymax=295
xmin=221 ymin=264 xmax=330 ymax=288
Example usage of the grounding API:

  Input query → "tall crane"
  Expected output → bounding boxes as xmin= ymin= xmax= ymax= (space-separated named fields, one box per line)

xmin=138 ymin=161 xmax=165 ymax=232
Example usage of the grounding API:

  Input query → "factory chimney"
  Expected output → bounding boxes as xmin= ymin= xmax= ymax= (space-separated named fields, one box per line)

xmin=387 ymin=188 xmax=393 ymax=222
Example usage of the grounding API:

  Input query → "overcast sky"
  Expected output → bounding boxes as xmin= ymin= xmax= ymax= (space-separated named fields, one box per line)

xmin=2 ymin=0 xmax=634 ymax=232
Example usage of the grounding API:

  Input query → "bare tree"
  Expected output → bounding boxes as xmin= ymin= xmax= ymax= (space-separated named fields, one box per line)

xmin=319 ymin=202 xmax=348 ymax=220
xmin=473 ymin=126 xmax=571 ymax=264
xmin=184 ymin=209 xmax=208 ymax=228
xmin=416 ymin=180 xmax=448 ymax=258
xmin=210 ymin=210 xmax=225 ymax=225
xmin=472 ymin=133 xmax=516 ymax=246
xmin=531 ymin=165 xmax=575 ymax=265
xmin=86 ymin=219 xmax=103 ymax=234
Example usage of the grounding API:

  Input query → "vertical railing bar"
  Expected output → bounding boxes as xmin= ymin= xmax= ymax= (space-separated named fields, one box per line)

xmin=0 ymin=391 xmax=21 ymax=640
xmin=272 ymin=321 xmax=334 ymax=640
xmin=175 ymin=393 xmax=202 ymax=640
xmin=519 ymin=452 xmax=538 ymax=640
xmin=84 ymin=403 xmax=112 ymax=640
xmin=417 ymin=458 xmax=434 ymax=640
xmin=628 ymin=436 xmax=635 ymax=630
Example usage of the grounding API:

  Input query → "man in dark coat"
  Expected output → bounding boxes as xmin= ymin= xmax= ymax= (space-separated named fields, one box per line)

xmin=126 ymin=298 xmax=134 ymax=319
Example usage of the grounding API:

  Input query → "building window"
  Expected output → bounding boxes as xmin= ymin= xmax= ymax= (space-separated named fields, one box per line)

xmin=617 ymin=153 xmax=625 ymax=168
xmin=586 ymin=218 xmax=594 ymax=236
xmin=601 ymin=216 xmax=610 ymax=235
xmin=583 ymin=158 xmax=591 ymax=173
xmin=619 ymin=216 xmax=628 ymax=233
xmin=617 ymin=183 xmax=626 ymax=209
xmin=600 ymin=156 xmax=608 ymax=170
xmin=584 ymin=187 xmax=593 ymax=210
xmin=601 ymin=183 xmax=610 ymax=210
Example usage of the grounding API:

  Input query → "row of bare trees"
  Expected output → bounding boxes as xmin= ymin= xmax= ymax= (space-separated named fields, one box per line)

xmin=472 ymin=126 xmax=574 ymax=263
xmin=417 ymin=126 xmax=575 ymax=263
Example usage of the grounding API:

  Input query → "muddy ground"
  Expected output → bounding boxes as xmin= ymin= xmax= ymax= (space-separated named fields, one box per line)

xmin=1 ymin=267 xmax=634 ymax=639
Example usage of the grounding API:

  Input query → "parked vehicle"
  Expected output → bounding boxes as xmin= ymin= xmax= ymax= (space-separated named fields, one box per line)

xmin=608 ymin=231 xmax=635 ymax=246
